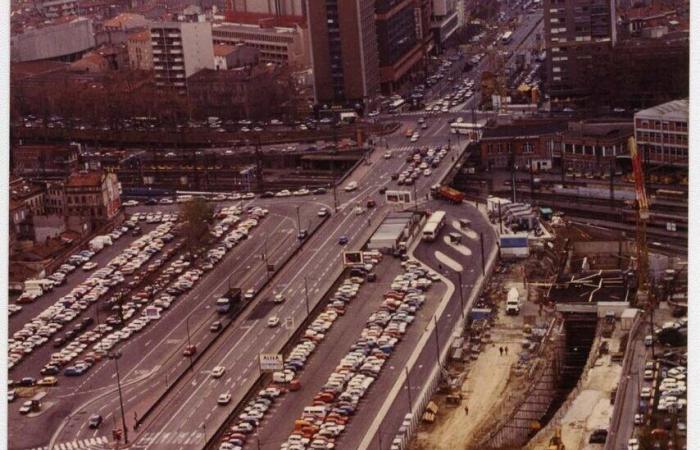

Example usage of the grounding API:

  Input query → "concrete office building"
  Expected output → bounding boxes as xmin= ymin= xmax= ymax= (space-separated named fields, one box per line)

xmin=225 ymin=0 xmax=306 ymax=16
xmin=634 ymin=99 xmax=688 ymax=167
xmin=212 ymin=22 xmax=310 ymax=69
xmin=36 ymin=0 xmax=77 ymax=18
xmin=11 ymin=18 xmax=96 ymax=62
xmin=149 ymin=21 xmax=215 ymax=93
xmin=431 ymin=0 xmax=460 ymax=50
xmin=306 ymin=0 xmax=380 ymax=106
xmin=543 ymin=0 xmax=616 ymax=103
xmin=375 ymin=0 xmax=430 ymax=94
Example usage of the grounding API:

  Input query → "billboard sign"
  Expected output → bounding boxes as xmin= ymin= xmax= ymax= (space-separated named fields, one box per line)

xmin=259 ymin=353 xmax=283 ymax=372
xmin=386 ymin=190 xmax=412 ymax=204
xmin=343 ymin=251 xmax=364 ymax=266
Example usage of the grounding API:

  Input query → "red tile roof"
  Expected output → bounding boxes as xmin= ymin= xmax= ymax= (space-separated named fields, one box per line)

xmin=214 ymin=44 xmax=237 ymax=57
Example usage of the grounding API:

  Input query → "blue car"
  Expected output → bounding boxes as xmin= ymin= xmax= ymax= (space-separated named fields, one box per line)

xmin=338 ymin=236 xmax=349 ymax=245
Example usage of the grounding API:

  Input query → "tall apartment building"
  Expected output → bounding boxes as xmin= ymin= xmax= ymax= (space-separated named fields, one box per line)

xmin=306 ymin=0 xmax=380 ymax=106
xmin=634 ymin=99 xmax=688 ymax=166
xmin=149 ymin=21 xmax=215 ymax=94
xmin=543 ymin=0 xmax=616 ymax=104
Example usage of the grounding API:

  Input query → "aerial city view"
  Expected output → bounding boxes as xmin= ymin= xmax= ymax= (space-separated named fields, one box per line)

xmin=3 ymin=0 xmax=691 ymax=449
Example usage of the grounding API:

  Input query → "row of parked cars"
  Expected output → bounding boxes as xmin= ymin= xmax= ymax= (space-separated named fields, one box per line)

xmin=215 ymin=251 xmax=383 ymax=450
xmin=279 ymin=258 xmax=439 ymax=450
xmin=37 ymin=223 xmax=177 ymax=379
xmin=8 ymin=230 xmax=136 ymax=370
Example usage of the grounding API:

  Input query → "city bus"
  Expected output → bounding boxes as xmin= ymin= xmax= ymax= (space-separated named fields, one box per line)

xmin=422 ymin=211 xmax=447 ymax=242
xmin=389 ymin=98 xmax=406 ymax=113
xmin=501 ymin=31 xmax=513 ymax=44
xmin=450 ymin=121 xmax=487 ymax=140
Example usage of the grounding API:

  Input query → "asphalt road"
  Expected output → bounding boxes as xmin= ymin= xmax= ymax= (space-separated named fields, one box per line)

xmin=250 ymin=256 xmax=446 ymax=449
xmin=360 ymin=200 xmax=497 ymax=449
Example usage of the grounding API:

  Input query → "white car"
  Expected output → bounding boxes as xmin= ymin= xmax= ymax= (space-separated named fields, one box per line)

xmin=383 ymin=151 xmax=392 ymax=159
xmin=211 ymin=366 xmax=226 ymax=378
xmin=217 ymin=393 xmax=232 ymax=405
xmin=273 ymin=294 xmax=286 ymax=304
xmin=276 ymin=190 xmax=291 ymax=197
xmin=344 ymin=181 xmax=358 ymax=192
xmin=82 ymin=262 xmax=98 ymax=271
xmin=122 ymin=200 xmax=139 ymax=207
xmin=244 ymin=289 xmax=255 ymax=300
xmin=317 ymin=208 xmax=329 ymax=217
xmin=628 ymin=438 xmax=639 ymax=450
xmin=267 ymin=316 xmax=280 ymax=327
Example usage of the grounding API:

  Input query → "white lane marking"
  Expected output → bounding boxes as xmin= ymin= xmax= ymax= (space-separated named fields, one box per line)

xmin=442 ymin=236 xmax=473 ymax=256
xmin=435 ymin=251 xmax=464 ymax=272
xmin=451 ymin=220 xmax=478 ymax=240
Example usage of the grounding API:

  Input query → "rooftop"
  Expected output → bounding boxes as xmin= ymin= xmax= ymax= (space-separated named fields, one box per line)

xmin=481 ymin=120 xmax=568 ymax=140
xmin=222 ymin=11 xmax=305 ymax=28
xmin=65 ymin=171 xmax=103 ymax=188
xmin=103 ymin=12 xmax=147 ymax=30
xmin=547 ymin=270 xmax=632 ymax=304
xmin=635 ymin=98 xmax=688 ymax=121
xmin=213 ymin=44 xmax=237 ymax=57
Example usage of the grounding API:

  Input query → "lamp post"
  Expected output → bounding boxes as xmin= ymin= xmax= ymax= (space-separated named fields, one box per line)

xmin=108 ymin=352 xmax=128 ymax=444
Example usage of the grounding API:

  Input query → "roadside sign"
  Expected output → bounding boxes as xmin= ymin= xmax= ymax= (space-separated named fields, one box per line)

xmin=386 ymin=190 xmax=412 ymax=204
xmin=259 ymin=353 xmax=283 ymax=372
xmin=343 ymin=251 xmax=364 ymax=266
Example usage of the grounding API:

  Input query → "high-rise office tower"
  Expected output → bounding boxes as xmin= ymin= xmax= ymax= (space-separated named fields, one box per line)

xmin=543 ymin=0 xmax=616 ymax=104
xmin=306 ymin=0 xmax=380 ymax=105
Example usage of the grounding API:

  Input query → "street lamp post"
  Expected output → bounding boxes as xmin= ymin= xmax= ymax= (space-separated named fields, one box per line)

xmin=405 ymin=367 xmax=413 ymax=414
xmin=108 ymin=352 xmax=128 ymax=444
xmin=433 ymin=315 xmax=441 ymax=369
xmin=295 ymin=205 xmax=301 ymax=232
xmin=185 ymin=316 xmax=193 ymax=370
xmin=456 ymin=271 xmax=465 ymax=319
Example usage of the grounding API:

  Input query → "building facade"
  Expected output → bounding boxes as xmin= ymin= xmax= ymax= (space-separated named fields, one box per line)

xmin=225 ymin=0 xmax=306 ymax=16
xmin=431 ymin=0 xmax=460 ymax=51
xmin=548 ymin=121 xmax=633 ymax=171
xmin=375 ymin=0 xmax=428 ymax=94
xmin=127 ymin=30 xmax=154 ymax=70
xmin=36 ymin=0 xmax=77 ymax=18
xmin=634 ymin=99 xmax=688 ymax=167
xmin=64 ymin=171 xmax=121 ymax=222
xmin=150 ymin=21 xmax=215 ymax=93
xmin=543 ymin=0 xmax=616 ymax=104
xmin=480 ymin=121 xmax=568 ymax=170
xmin=213 ymin=44 xmax=260 ymax=70
xmin=11 ymin=18 xmax=96 ymax=63
xmin=306 ymin=0 xmax=380 ymax=106
xmin=212 ymin=22 xmax=309 ymax=69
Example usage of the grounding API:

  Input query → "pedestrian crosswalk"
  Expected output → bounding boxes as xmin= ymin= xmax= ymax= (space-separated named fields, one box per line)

xmin=27 ymin=436 xmax=109 ymax=450
xmin=132 ymin=431 xmax=205 ymax=447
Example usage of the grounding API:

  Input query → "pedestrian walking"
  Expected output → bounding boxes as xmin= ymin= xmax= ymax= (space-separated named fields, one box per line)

xmin=505 ymin=346 xmax=509 ymax=355
xmin=464 ymin=405 xmax=469 ymax=415
xmin=438 ymin=263 xmax=443 ymax=271
xmin=499 ymin=347 xmax=503 ymax=356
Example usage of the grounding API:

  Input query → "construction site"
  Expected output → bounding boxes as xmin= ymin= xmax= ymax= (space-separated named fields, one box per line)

xmin=409 ymin=138 xmax=688 ymax=450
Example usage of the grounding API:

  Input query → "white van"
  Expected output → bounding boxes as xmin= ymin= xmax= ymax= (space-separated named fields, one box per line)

xmin=505 ymin=287 xmax=521 ymax=315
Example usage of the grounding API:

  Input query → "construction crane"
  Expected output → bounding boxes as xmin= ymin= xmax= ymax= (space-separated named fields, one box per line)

xmin=629 ymin=137 xmax=650 ymax=298
xmin=629 ymin=137 xmax=657 ymax=357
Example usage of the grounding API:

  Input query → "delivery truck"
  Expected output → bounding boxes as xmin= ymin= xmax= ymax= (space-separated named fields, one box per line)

xmin=505 ymin=287 xmax=521 ymax=315
xmin=430 ymin=184 xmax=465 ymax=203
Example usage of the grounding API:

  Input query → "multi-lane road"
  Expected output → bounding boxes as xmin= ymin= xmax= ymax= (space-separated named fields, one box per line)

xmin=9 ymin=113 xmax=462 ymax=450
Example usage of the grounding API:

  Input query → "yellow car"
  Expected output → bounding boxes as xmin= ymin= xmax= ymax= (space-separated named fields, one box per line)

xmin=37 ymin=376 xmax=58 ymax=387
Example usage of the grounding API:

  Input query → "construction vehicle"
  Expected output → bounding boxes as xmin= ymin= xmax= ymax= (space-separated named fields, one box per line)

xmin=548 ymin=427 xmax=565 ymax=450
xmin=431 ymin=184 xmax=465 ymax=203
